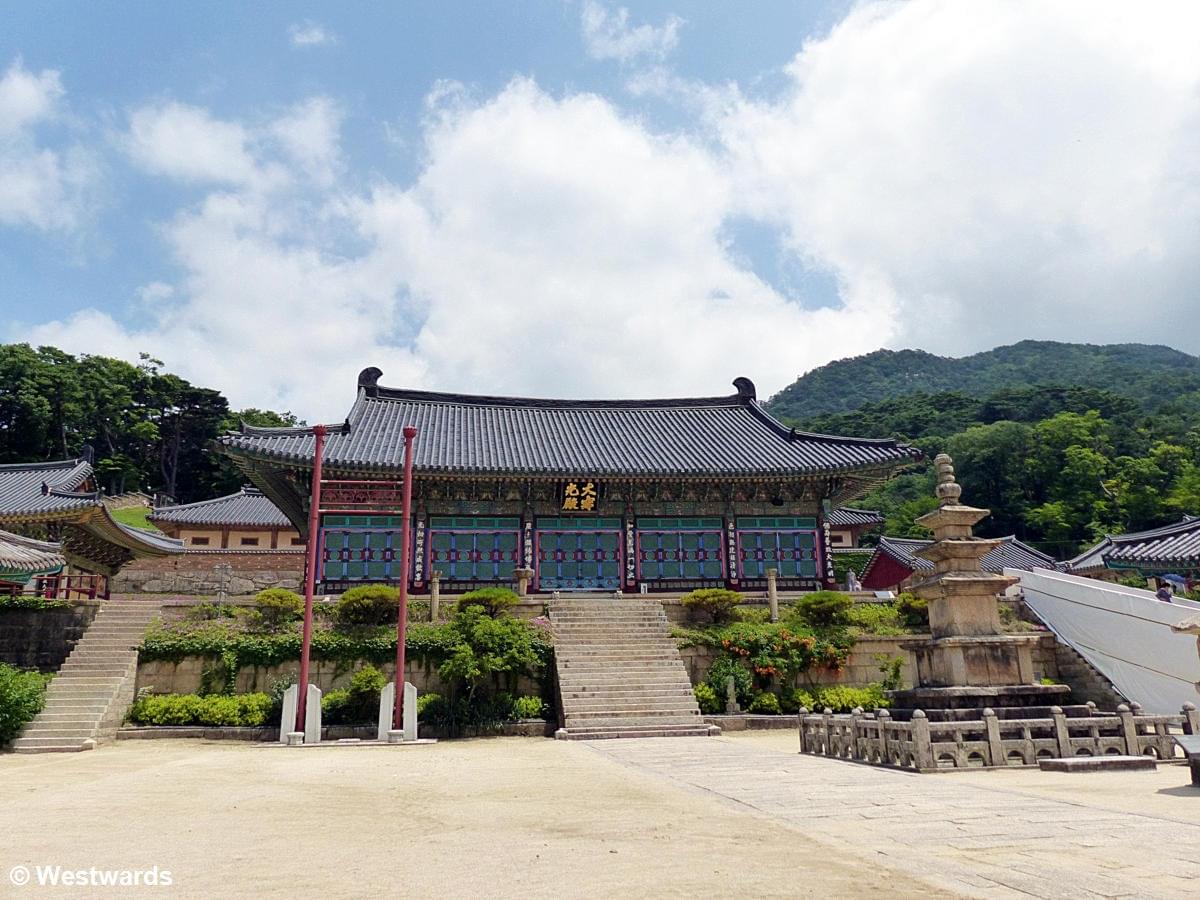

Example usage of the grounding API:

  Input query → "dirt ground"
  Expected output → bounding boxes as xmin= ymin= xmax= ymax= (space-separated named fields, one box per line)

xmin=0 ymin=734 xmax=941 ymax=899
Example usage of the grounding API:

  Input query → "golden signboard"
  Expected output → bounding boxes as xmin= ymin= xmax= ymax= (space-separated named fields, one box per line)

xmin=562 ymin=480 xmax=598 ymax=511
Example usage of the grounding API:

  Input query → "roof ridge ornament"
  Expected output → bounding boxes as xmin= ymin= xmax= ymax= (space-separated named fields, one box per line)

xmin=732 ymin=377 xmax=756 ymax=402
xmin=357 ymin=367 xmax=384 ymax=395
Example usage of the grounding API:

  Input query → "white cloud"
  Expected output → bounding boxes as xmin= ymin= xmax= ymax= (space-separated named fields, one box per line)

xmin=717 ymin=0 xmax=1200 ymax=355
xmin=581 ymin=1 xmax=682 ymax=63
xmin=269 ymin=97 xmax=343 ymax=187
xmin=289 ymin=21 xmax=337 ymax=48
xmin=125 ymin=102 xmax=266 ymax=187
xmin=0 ymin=59 xmax=97 ymax=231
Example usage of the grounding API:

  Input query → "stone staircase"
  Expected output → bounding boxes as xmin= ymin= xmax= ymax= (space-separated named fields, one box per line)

xmin=549 ymin=598 xmax=718 ymax=740
xmin=1053 ymin=641 xmax=1128 ymax=710
xmin=10 ymin=598 xmax=160 ymax=753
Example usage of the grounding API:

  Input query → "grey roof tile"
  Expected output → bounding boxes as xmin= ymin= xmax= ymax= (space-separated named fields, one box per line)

xmin=827 ymin=507 xmax=885 ymax=527
xmin=151 ymin=487 xmax=290 ymax=528
xmin=870 ymin=535 xmax=1061 ymax=575
xmin=218 ymin=372 xmax=921 ymax=477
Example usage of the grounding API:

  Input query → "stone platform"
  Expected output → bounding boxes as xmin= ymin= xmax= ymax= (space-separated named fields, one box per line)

xmin=1038 ymin=755 xmax=1158 ymax=773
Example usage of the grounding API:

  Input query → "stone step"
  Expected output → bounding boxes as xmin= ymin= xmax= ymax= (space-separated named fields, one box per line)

xmin=16 ymin=726 xmax=98 ymax=738
xmin=561 ymin=686 xmax=695 ymax=698
xmin=566 ymin=707 xmax=700 ymax=721
xmin=556 ymin=724 xmax=718 ymax=740
xmin=27 ymin=716 xmax=100 ymax=729
xmin=10 ymin=739 xmax=94 ymax=752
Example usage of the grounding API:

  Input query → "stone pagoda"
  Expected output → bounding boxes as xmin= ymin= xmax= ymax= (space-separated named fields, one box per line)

xmin=888 ymin=453 xmax=1069 ymax=715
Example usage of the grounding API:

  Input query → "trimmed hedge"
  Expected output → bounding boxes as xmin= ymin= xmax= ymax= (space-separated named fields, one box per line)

xmin=127 ymin=693 xmax=273 ymax=727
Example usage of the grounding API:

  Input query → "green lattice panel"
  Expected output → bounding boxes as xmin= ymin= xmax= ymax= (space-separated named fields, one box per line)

xmin=737 ymin=529 xmax=819 ymax=579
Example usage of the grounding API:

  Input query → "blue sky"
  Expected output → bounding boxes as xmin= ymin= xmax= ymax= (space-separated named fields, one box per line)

xmin=1 ymin=1 xmax=1197 ymax=417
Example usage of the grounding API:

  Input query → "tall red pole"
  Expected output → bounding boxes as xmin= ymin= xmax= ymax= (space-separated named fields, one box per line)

xmin=393 ymin=426 xmax=418 ymax=730
xmin=296 ymin=423 xmax=328 ymax=735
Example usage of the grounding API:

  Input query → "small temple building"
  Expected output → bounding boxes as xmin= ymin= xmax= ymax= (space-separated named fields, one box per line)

xmin=824 ymin=506 xmax=884 ymax=549
xmin=217 ymin=370 xmax=921 ymax=594
xmin=0 ymin=457 xmax=182 ymax=596
xmin=1069 ymin=516 xmax=1200 ymax=585
xmin=150 ymin=487 xmax=303 ymax=550
xmin=861 ymin=534 xmax=1061 ymax=591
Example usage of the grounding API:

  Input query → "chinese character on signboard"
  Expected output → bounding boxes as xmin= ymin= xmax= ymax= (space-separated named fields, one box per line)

xmin=562 ymin=480 xmax=599 ymax=511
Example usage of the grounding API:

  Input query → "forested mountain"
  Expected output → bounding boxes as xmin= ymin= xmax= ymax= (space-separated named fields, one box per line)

xmin=0 ymin=344 xmax=298 ymax=503
xmin=766 ymin=343 xmax=1200 ymax=561
xmin=766 ymin=341 xmax=1200 ymax=420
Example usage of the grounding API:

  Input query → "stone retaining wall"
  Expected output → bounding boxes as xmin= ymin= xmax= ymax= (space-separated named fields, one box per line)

xmin=678 ymin=633 xmax=1061 ymax=691
xmin=113 ymin=552 xmax=304 ymax=595
xmin=0 ymin=603 xmax=99 ymax=670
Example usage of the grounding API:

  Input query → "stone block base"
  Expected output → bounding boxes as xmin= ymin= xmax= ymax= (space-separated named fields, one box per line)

xmin=1038 ymin=755 xmax=1157 ymax=773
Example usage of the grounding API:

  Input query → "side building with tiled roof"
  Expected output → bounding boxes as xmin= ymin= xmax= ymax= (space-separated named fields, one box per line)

xmin=825 ymin=507 xmax=885 ymax=549
xmin=217 ymin=369 xmax=921 ymax=594
xmin=150 ymin=487 xmax=303 ymax=551
xmin=1069 ymin=517 xmax=1200 ymax=582
xmin=0 ymin=457 xmax=182 ymax=596
xmin=860 ymin=535 xmax=1062 ymax=592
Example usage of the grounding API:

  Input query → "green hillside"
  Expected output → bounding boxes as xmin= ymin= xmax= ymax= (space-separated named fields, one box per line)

xmin=765 ymin=341 xmax=1200 ymax=421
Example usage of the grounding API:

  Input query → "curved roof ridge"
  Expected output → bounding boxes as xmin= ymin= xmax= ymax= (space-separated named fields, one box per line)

xmin=368 ymin=383 xmax=749 ymax=411
xmin=1107 ymin=516 xmax=1199 ymax=543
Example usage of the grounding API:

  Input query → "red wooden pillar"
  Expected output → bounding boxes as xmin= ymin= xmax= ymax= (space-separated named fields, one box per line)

xmin=296 ymin=424 xmax=328 ymax=736
xmin=393 ymin=426 xmax=418 ymax=731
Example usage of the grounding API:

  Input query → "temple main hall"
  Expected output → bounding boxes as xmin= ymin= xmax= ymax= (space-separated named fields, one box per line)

xmin=218 ymin=369 xmax=919 ymax=595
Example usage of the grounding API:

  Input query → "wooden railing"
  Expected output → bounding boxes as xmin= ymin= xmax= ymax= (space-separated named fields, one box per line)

xmin=0 ymin=573 xmax=109 ymax=600
xmin=799 ymin=702 xmax=1199 ymax=771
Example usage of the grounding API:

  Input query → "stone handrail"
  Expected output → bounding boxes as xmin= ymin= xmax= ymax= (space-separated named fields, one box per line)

xmin=799 ymin=702 xmax=1200 ymax=772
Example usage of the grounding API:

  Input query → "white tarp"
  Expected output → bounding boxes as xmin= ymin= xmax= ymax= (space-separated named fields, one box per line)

xmin=1011 ymin=567 xmax=1200 ymax=715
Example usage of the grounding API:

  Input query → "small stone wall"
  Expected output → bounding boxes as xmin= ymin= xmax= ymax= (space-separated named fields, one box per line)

xmin=113 ymin=551 xmax=305 ymax=595
xmin=0 ymin=603 xmax=100 ymax=670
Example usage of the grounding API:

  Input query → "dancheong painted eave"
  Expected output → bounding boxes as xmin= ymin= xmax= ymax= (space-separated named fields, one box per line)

xmin=216 ymin=369 xmax=922 ymax=479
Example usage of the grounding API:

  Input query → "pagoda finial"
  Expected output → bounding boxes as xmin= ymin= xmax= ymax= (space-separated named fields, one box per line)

xmin=934 ymin=453 xmax=962 ymax=507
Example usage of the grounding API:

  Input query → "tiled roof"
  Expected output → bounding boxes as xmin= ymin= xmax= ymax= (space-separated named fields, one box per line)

xmin=0 ymin=458 xmax=182 ymax=570
xmin=869 ymin=535 xmax=1061 ymax=575
xmin=152 ymin=487 xmax=291 ymax=528
xmin=0 ymin=529 xmax=65 ymax=575
xmin=826 ymin=507 xmax=885 ymax=527
xmin=0 ymin=459 xmax=96 ymax=517
xmin=1095 ymin=516 xmax=1200 ymax=569
xmin=218 ymin=370 xmax=921 ymax=478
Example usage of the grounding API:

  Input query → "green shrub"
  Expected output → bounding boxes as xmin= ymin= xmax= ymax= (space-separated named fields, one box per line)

xmin=716 ymin=621 xmax=854 ymax=683
xmin=321 ymin=689 xmax=352 ymax=723
xmin=267 ymin=672 xmax=297 ymax=721
xmin=185 ymin=603 xmax=238 ymax=622
xmin=0 ymin=664 xmax=51 ymax=745
xmin=324 ymin=665 xmax=389 ymax=725
xmin=731 ymin=606 xmax=771 ymax=624
xmin=748 ymin=692 xmax=782 ymax=715
xmin=877 ymin=654 xmax=905 ymax=692
xmin=127 ymin=693 xmax=272 ymax=727
xmin=791 ymin=684 xmax=890 ymax=713
xmin=693 ymin=682 xmax=721 ymax=715
xmin=895 ymin=593 xmax=929 ymax=630
xmin=511 ymin=695 xmax=545 ymax=719
xmin=790 ymin=590 xmax=853 ymax=627
xmin=254 ymin=588 xmax=304 ymax=629
xmin=333 ymin=585 xmax=399 ymax=626
xmin=705 ymin=657 xmax=753 ymax=708
xmin=842 ymin=602 xmax=906 ymax=635
xmin=680 ymin=588 xmax=743 ymax=624
xmin=416 ymin=692 xmax=441 ymax=717
xmin=456 ymin=587 xmax=520 ymax=618
xmin=0 ymin=594 xmax=71 ymax=612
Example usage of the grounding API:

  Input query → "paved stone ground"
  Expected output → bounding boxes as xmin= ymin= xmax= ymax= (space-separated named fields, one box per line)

xmin=592 ymin=732 xmax=1200 ymax=899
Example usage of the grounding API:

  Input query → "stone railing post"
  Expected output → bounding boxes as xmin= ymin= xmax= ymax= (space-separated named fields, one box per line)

xmin=514 ymin=567 xmax=534 ymax=597
xmin=797 ymin=707 xmax=808 ymax=752
xmin=766 ymin=567 xmax=779 ymax=622
xmin=911 ymin=710 xmax=933 ymax=771
xmin=876 ymin=708 xmax=891 ymax=763
xmin=1116 ymin=704 xmax=1139 ymax=754
xmin=725 ymin=676 xmax=739 ymax=714
xmin=982 ymin=708 xmax=1004 ymax=767
xmin=849 ymin=706 xmax=864 ymax=760
xmin=1183 ymin=702 xmax=1200 ymax=736
xmin=429 ymin=571 xmax=441 ymax=622
xmin=1051 ymin=706 xmax=1072 ymax=757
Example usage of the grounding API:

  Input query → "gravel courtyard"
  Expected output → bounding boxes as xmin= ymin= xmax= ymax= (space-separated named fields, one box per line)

xmin=3 ymin=732 xmax=1198 ymax=898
